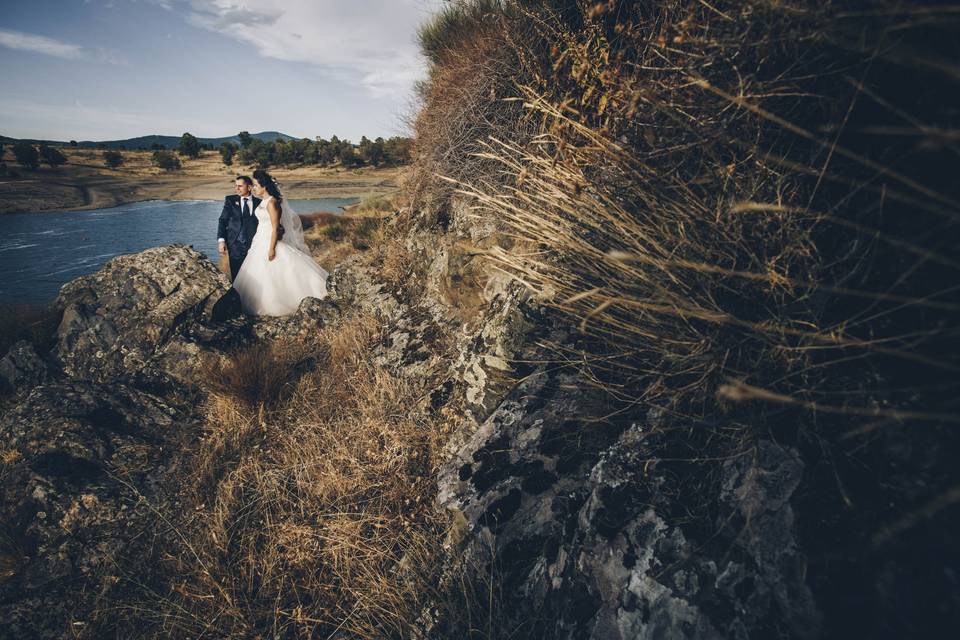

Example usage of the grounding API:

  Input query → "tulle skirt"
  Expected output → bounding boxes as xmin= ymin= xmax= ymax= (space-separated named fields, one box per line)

xmin=233 ymin=235 xmax=328 ymax=316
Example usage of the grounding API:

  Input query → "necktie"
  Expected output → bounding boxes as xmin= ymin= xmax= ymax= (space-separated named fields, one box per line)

xmin=239 ymin=198 xmax=250 ymax=244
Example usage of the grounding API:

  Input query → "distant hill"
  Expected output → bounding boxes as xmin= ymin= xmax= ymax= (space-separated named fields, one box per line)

xmin=0 ymin=131 xmax=298 ymax=150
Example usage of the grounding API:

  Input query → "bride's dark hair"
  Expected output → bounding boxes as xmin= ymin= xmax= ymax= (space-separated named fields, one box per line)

xmin=252 ymin=169 xmax=283 ymax=207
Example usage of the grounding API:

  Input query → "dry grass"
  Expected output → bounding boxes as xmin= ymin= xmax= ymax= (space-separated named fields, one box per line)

xmin=103 ymin=314 xmax=451 ymax=638
xmin=411 ymin=0 xmax=960 ymax=633
xmin=421 ymin=0 xmax=960 ymax=440
xmin=303 ymin=193 xmax=413 ymax=287
xmin=407 ymin=0 xmax=539 ymax=220
xmin=198 ymin=340 xmax=320 ymax=410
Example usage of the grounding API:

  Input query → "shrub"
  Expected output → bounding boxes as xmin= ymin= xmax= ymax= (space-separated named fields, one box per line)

xmin=353 ymin=194 xmax=394 ymax=215
xmin=151 ymin=150 xmax=181 ymax=171
xmin=351 ymin=217 xmax=381 ymax=250
xmin=218 ymin=142 xmax=236 ymax=166
xmin=39 ymin=145 xmax=67 ymax=168
xmin=102 ymin=150 xmax=123 ymax=169
xmin=11 ymin=141 xmax=39 ymax=169
xmin=321 ymin=222 xmax=347 ymax=242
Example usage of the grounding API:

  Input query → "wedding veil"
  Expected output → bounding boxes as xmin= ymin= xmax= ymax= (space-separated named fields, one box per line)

xmin=278 ymin=196 xmax=309 ymax=253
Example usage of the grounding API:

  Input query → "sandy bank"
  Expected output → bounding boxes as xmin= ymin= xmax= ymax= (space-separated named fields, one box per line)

xmin=0 ymin=147 xmax=403 ymax=214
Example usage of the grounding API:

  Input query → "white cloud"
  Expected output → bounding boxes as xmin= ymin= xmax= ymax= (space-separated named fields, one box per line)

xmin=0 ymin=28 xmax=128 ymax=65
xmin=0 ymin=28 xmax=84 ymax=59
xmin=180 ymin=0 xmax=443 ymax=98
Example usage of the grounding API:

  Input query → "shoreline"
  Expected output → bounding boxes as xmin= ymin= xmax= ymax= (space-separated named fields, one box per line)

xmin=0 ymin=148 xmax=404 ymax=214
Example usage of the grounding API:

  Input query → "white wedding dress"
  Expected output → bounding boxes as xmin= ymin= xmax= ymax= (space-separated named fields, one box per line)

xmin=233 ymin=196 xmax=328 ymax=316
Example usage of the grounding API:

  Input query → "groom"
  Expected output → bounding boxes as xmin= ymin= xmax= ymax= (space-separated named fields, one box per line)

xmin=217 ymin=175 xmax=261 ymax=281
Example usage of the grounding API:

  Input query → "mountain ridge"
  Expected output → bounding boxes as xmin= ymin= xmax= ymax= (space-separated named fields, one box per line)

xmin=0 ymin=130 xmax=297 ymax=150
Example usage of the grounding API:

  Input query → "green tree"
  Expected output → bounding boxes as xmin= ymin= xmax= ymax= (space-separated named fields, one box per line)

xmin=359 ymin=136 xmax=385 ymax=167
xmin=238 ymin=131 xmax=253 ymax=148
xmin=358 ymin=136 xmax=372 ymax=166
xmin=69 ymin=140 xmax=78 ymax=147
xmin=103 ymin=150 xmax=124 ymax=169
xmin=337 ymin=143 xmax=362 ymax=168
xmin=151 ymin=142 xmax=166 ymax=151
xmin=273 ymin=140 xmax=295 ymax=165
xmin=152 ymin=150 xmax=182 ymax=171
xmin=238 ymin=138 xmax=272 ymax=168
xmin=39 ymin=145 xmax=68 ymax=168
xmin=12 ymin=141 xmax=40 ymax=169
xmin=383 ymin=136 xmax=412 ymax=166
xmin=315 ymin=137 xmax=336 ymax=165
xmin=178 ymin=132 xmax=201 ymax=159
xmin=219 ymin=142 xmax=237 ymax=166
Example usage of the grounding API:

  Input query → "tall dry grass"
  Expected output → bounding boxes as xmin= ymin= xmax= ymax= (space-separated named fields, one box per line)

xmin=101 ymin=315 xmax=452 ymax=638
xmin=413 ymin=0 xmax=960 ymax=634
xmin=408 ymin=0 xmax=542 ymax=221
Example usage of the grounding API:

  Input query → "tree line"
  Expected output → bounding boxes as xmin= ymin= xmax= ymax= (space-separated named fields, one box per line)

xmin=0 ymin=131 xmax=413 ymax=175
xmin=213 ymin=131 xmax=412 ymax=170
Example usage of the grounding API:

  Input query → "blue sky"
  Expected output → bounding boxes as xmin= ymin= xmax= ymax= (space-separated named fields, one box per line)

xmin=0 ymin=0 xmax=444 ymax=142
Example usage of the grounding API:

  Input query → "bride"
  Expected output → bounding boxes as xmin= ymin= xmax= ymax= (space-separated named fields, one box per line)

xmin=233 ymin=169 xmax=329 ymax=316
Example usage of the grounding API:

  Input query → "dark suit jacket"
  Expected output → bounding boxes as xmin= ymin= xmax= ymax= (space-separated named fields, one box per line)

xmin=217 ymin=195 xmax=261 ymax=259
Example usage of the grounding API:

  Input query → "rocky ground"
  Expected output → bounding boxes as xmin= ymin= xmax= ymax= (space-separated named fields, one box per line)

xmin=0 ymin=194 xmax=948 ymax=638
xmin=0 ymin=245 xmax=344 ymax=637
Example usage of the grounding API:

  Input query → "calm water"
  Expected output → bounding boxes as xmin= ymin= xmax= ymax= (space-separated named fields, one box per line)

xmin=0 ymin=198 xmax=358 ymax=305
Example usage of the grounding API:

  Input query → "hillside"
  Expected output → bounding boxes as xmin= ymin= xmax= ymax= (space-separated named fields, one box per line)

xmin=0 ymin=131 xmax=296 ymax=150
xmin=0 ymin=1 xmax=958 ymax=638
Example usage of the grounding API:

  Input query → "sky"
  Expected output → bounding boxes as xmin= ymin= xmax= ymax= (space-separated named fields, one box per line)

xmin=0 ymin=0 xmax=446 ymax=142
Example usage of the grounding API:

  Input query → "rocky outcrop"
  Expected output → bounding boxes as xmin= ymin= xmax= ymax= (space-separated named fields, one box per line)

xmin=53 ymin=245 xmax=228 ymax=384
xmin=0 ymin=245 xmax=342 ymax=638
xmin=435 ymin=365 xmax=819 ymax=639
xmin=50 ymin=244 xmax=341 ymax=388
xmin=0 ymin=207 xmax=827 ymax=638
xmin=0 ymin=381 xmax=196 ymax=639
xmin=374 ymin=194 xmax=821 ymax=639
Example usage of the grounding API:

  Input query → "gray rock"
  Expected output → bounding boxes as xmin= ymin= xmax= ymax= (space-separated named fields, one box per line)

xmin=437 ymin=367 xmax=820 ymax=639
xmin=53 ymin=244 xmax=229 ymax=382
xmin=0 ymin=381 xmax=194 ymax=639
xmin=0 ymin=340 xmax=49 ymax=393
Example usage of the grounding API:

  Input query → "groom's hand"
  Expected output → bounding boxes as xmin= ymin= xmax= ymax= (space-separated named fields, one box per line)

xmin=218 ymin=240 xmax=227 ymax=255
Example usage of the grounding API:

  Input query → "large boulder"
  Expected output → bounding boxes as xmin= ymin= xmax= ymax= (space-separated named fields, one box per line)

xmin=437 ymin=369 xmax=821 ymax=639
xmin=53 ymin=245 xmax=229 ymax=383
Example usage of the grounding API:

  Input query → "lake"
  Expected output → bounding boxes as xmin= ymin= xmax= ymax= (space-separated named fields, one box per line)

xmin=0 ymin=197 xmax=358 ymax=305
